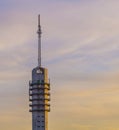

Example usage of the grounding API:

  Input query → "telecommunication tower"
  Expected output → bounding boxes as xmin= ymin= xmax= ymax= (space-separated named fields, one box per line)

xmin=29 ymin=15 xmax=50 ymax=130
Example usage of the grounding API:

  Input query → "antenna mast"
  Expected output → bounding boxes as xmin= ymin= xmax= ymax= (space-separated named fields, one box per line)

xmin=37 ymin=14 xmax=42 ymax=66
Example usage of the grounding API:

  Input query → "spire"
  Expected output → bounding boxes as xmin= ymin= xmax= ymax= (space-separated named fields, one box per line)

xmin=37 ymin=14 xmax=42 ymax=66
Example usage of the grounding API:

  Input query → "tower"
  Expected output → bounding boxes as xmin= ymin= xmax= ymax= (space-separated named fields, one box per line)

xmin=29 ymin=15 xmax=50 ymax=130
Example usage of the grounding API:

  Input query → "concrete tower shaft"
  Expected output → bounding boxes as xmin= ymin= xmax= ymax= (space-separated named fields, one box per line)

xmin=29 ymin=15 xmax=50 ymax=130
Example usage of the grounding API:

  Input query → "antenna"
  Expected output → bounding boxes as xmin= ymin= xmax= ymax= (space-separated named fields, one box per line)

xmin=37 ymin=14 xmax=42 ymax=66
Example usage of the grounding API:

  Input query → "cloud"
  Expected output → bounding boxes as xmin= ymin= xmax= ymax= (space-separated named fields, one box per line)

xmin=0 ymin=0 xmax=119 ymax=130
xmin=50 ymin=79 xmax=119 ymax=130
xmin=1 ymin=0 xmax=119 ymax=75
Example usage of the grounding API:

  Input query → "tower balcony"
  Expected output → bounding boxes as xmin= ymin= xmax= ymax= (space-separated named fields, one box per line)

xmin=29 ymin=80 xmax=50 ymax=87
xmin=29 ymin=103 xmax=50 ymax=107
xmin=29 ymin=97 xmax=50 ymax=101
xmin=29 ymin=85 xmax=50 ymax=90
xmin=29 ymin=108 xmax=50 ymax=112
xmin=29 ymin=91 xmax=50 ymax=96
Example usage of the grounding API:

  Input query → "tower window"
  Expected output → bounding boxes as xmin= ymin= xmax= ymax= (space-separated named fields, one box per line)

xmin=41 ymin=80 xmax=44 ymax=83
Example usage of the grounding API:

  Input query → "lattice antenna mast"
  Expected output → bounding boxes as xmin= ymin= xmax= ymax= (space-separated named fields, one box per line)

xmin=37 ymin=14 xmax=42 ymax=66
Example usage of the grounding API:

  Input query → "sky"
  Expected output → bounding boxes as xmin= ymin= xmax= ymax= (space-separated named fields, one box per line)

xmin=0 ymin=0 xmax=119 ymax=130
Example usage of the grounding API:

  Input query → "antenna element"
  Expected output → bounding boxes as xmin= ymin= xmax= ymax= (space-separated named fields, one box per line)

xmin=37 ymin=14 xmax=42 ymax=66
